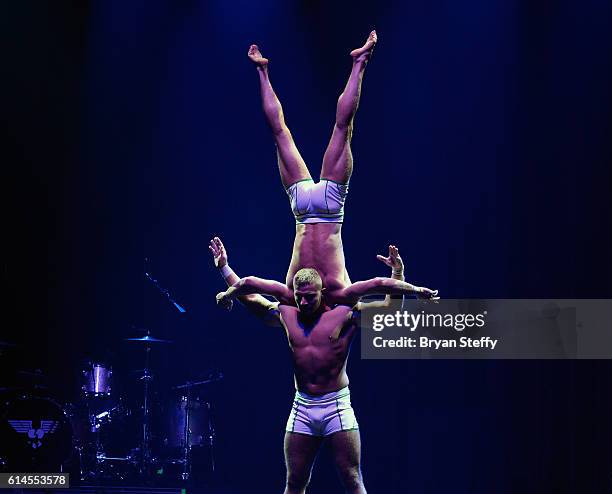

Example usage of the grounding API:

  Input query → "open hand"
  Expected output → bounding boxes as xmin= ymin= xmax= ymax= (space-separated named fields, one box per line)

xmin=376 ymin=244 xmax=404 ymax=272
xmin=416 ymin=287 xmax=440 ymax=301
xmin=209 ymin=236 xmax=228 ymax=268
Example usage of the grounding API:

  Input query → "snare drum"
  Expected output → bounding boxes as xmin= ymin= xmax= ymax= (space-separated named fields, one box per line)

xmin=81 ymin=363 xmax=113 ymax=396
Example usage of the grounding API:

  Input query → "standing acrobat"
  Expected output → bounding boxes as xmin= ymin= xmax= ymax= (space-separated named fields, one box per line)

xmin=212 ymin=236 xmax=409 ymax=494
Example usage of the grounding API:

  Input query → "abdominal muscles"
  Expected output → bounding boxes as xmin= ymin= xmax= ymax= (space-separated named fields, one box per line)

xmin=292 ymin=342 xmax=350 ymax=394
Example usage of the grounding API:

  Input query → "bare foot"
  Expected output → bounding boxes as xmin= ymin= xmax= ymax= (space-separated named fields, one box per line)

xmin=350 ymin=30 xmax=378 ymax=63
xmin=248 ymin=44 xmax=268 ymax=67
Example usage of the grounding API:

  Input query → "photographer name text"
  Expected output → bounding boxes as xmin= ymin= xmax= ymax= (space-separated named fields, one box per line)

xmin=369 ymin=310 xmax=498 ymax=351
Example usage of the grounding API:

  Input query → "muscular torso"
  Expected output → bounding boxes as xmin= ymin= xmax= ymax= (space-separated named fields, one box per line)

xmin=286 ymin=223 xmax=350 ymax=304
xmin=278 ymin=304 xmax=357 ymax=395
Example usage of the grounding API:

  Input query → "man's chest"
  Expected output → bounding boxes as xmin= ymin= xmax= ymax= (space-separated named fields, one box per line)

xmin=279 ymin=307 xmax=356 ymax=348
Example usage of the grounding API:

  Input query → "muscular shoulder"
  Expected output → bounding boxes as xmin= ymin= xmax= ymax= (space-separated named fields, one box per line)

xmin=320 ymin=305 xmax=357 ymax=330
xmin=277 ymin=304 xmax=298 ymax=316
xmin=328 ymin=304 xmax=355 ymax=317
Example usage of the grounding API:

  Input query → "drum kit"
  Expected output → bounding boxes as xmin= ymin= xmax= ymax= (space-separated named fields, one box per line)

xmin=0 ymin=335 xmax=223 ymax=485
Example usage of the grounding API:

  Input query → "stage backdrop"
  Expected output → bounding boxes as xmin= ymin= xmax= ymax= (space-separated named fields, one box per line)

xmin=4 ymin=1 xmax=612 ymax=492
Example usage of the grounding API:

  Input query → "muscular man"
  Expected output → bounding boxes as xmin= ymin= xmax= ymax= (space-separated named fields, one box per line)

xmin=210 ymin=236 xmax=409 ymax=494
xmin=218 ymin=30 xmax=437 ymax=309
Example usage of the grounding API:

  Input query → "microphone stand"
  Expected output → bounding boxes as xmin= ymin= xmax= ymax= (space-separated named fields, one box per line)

xmin=144 ymin=259 xmax=187 ymax=313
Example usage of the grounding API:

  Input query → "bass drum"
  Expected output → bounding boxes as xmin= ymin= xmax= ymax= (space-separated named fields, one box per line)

xmin=163 ymin=395 xmax=211 ymax=450
xmin=0 ymin=395 xmax=74 ymax=472
xmin=159 ymin=395 xmax=215 ymax=482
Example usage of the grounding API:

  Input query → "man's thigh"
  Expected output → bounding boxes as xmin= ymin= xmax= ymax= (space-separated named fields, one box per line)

xmin=321 ymin=125 xmax=353 ymax=183
xmin=284 ymin=432 xmax=324 ymax=482
xmin=328 ymin=429 xmax=362 ymax=477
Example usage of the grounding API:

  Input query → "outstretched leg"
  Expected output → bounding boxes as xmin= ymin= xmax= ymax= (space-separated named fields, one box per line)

xmin=320 ymin=31 xmax=377 ymax=184
xmin=249 ymin=45 xmax=311 ymax=188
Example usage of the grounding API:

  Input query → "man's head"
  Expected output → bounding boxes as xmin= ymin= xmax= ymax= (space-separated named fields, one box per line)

xmin=293 ymin=268 xmax=324 ymax=315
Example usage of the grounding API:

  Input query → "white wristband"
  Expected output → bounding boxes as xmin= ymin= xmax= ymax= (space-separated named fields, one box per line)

xmin=219 ymin=264 xmax=232 ymax=279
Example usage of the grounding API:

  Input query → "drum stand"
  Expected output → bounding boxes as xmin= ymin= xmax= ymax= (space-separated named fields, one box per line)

xmin=140 ymin=341 xmax=153 ymax=472
xmin=125 ymin=331 xmax=173 ymax=476
xmin=76 ymin=404 xmax=126 ymax=481
xmin=79 ymin=362 xmax=131 ymax=481
xmin=181 ymin=386 xmax=192 ymax=481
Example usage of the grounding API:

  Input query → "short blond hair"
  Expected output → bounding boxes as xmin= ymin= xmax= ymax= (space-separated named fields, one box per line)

xmin=293 ymin=268 xmax=322 ymax=288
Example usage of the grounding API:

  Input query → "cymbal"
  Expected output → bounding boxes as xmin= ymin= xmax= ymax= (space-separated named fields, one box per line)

xmin=125 ymin=335 xmax=173 ymax=344
xmin=0 ymin=341 xmax=18 ymax=348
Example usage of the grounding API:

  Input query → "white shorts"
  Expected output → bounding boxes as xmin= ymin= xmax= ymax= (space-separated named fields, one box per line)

xmin=285 ymin=387 xmax=359 ymax=436
xmin=286 ymin=179 xmax=349 ymax=224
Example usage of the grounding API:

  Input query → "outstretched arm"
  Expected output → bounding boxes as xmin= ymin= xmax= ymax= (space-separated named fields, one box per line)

xmin=209 ymin=237 xmax=285 ymax=324
xmin=342 ymin=276 xmax=438 ymax=302
xmin=217 ymin=276 xmax=294 ymax=308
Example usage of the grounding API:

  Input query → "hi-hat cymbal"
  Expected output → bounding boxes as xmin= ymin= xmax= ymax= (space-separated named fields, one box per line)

xmin=124 ymin=335 xmax=173 ymax=344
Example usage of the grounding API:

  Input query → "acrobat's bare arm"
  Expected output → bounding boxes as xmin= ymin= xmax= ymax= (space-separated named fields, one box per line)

xmin=341 ymin=263 xmax=438 ymax=306
xmin=217 ymin=276 xmax=294 ymax=309
xmin=209 ymin=236 xmax=287 ymax=325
